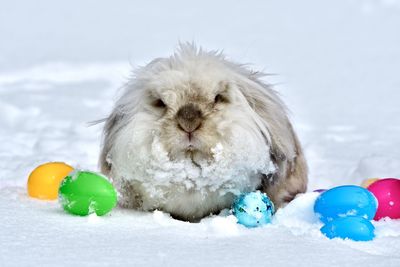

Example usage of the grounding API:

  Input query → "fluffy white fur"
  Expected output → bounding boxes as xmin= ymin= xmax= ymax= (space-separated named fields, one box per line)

xmin=99 ymin=43 xmax=308 ymax=221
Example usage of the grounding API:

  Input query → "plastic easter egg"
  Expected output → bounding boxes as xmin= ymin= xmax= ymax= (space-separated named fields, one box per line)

xmin=59 ymin=170 xmax=117 ymax=216
xmin=233 ymin=191 xmax=275 ymax=228
xmin=361 ymin=178 xmax=379 ymax=188
xmin=28 ymin=162 xmax=74 ymax=200
xmin=367 ymin=178 xmax=400 ymax=220
xmin=314 ymin=185 xmax=377 ymax=223
xmin=313 ymin=189 xmax=327 ymax=193
xmin=320 ymin=216 xmax=375 ymax=241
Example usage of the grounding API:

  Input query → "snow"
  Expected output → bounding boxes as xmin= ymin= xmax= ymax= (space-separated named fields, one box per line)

xmin=1 ymin=0 xmax=400 ymax=266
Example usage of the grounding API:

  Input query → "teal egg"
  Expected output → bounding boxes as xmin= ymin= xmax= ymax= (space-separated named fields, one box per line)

xmin=233 ymin=191 xmax=275 ymax=228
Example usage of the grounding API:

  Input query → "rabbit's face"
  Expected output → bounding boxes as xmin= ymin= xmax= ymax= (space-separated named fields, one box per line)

xmin=145 ymin=74 xmax=236 ymax=164
xmin=101 ymin=49 xmax=278 ymax=177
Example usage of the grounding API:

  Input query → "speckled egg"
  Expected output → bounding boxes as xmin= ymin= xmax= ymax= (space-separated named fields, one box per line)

xmin=233 ymin=191 xmax=275 ymax=228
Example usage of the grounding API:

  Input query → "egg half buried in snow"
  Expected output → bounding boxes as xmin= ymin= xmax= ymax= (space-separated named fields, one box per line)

xmin=320 ymin=216 xmax=375 ymax=241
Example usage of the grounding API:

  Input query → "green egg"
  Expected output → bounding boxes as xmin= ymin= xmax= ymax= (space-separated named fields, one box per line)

xmin=58 ymin=170 xmax=117 ymax=216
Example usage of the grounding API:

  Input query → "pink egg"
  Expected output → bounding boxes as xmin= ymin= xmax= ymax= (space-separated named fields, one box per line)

xmin=367 ymin=178 xmax=400 ymax=220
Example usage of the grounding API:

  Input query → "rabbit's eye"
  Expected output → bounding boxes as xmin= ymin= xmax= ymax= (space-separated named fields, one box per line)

xmin=153 ymin=99 xmax=166 ymax=108
xmin=214 ymin=94 xmax=226 ymax=104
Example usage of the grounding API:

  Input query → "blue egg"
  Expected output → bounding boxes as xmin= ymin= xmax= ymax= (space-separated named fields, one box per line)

xmin=314 ymin=185 xmax=378 ymax=223
xmin=233 ymin=191 xmax=275 ymax=228
xmin=321 ymin=216 xmax=375 ymax=241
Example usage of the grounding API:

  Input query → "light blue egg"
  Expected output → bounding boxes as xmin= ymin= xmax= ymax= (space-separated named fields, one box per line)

xmin=320 ymin=216 xmax=375 ymax=241
xmin=314 ymin=185 xmax=378 ymax=223
xmin=233 ymin=191 xmax=275 ymax=228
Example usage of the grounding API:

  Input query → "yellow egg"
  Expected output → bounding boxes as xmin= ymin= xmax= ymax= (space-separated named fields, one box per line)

xmin=27 ymin=162 xmax=74 ymax=200
xmin=361 ymin=178 xmax=379 ymax=188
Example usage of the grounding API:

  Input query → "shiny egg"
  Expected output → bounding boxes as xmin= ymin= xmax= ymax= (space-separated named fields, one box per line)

xmin=314 ymin=185 xmax=377 ymax=223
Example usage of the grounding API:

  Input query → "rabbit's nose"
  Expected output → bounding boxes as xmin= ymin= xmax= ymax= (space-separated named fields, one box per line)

xmin=176 ymin=103 xmax=203 ymax=133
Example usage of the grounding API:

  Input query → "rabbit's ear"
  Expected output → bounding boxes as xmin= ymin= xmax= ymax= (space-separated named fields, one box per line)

xmin=99 ymin=107 xmax=126 ymax=174
xmin=234 ymin=74 xmax=298 ymax=174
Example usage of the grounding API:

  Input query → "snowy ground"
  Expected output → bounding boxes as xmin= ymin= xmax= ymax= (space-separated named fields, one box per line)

xmin=1 ymin=0 xmax=400 ymax=266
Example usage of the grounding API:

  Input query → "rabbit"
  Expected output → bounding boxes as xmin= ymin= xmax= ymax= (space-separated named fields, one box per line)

xmin=99 ymin=43 xmax=308 ymax=222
